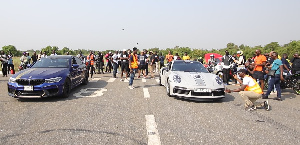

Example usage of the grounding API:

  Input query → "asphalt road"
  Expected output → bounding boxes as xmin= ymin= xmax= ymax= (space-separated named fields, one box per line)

xmin=0 ymin=72 xmax=300 ymax=145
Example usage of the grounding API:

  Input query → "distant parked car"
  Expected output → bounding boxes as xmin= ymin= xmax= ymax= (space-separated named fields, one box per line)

xmin=159 ymin=60 xmax=225 ymax=101
xmin=7 ymin=55 xmax=88 ymax=98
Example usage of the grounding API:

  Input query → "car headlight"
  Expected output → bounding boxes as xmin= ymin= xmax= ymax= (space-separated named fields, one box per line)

xmin=173 ymin=75 xmax=181 ymax=83
xmin=215 ymin=76 xmax=223 ymax=85
xmin=45 ymin=77 xmax=62 ymax=83
xmin=9 ymin=77 xmax=16 ymax=83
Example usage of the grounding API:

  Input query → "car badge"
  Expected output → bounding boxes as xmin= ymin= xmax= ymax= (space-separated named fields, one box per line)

xmin=29 ymin=76 xmax=32 ymax=79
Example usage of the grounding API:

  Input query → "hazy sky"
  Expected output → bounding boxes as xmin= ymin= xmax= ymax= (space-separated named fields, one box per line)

xmin=1 ymin=0 xmax=299 ymax=51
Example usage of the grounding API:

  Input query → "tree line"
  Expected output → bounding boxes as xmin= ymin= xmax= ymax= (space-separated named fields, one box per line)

xmin=2 ymin=40 xmax=299 ymax=60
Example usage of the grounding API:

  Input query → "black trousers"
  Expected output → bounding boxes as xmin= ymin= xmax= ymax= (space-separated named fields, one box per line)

xmin=2 ymin=63 xmax=7 ymax=76
xmin=223 ymin=68 xmax=230 ymax=84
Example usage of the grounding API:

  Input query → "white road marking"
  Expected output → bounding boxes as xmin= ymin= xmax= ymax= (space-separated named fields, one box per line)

xmin=74 ymin=88 xmax=107 ymax=98
xmin=90 ymin=78 xmax=101 ymax=82
xmin=142 ymin=78 xmax=147 ymax=82
xmin=124 ymin=79 xmax=129 ymax=82
xmin=107 ymin=78 xmax=116 ymax=82
xmin=145 ymin=115 xmax=161 ymax=145
xmin=143 ymin=88 xmax=150 ymax=98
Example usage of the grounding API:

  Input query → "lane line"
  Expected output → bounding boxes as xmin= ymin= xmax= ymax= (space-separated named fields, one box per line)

xmin=90 ymin=78 xmax=101 ymax=82
xmin=74 ymin=88 xmax=107 ymax=98
xmin=107 ymin=78 xmax=116 ymax=82
xmin=143 ymin=88 xmax=150 ymax=98
xmin=145 ymin=115 xmax=161 ymax=145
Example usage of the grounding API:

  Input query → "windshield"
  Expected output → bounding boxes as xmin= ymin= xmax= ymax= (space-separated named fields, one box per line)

xmin=172 ymin=61 xmax=209 ymax=73
xmin=32 ymin=58 xmax=70 ymax=68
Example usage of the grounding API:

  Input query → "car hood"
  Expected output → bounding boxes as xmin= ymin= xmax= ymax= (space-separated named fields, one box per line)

xmin=12 ymin=68 xmax=69 ymax=79
xmin=172 ymin=71 xmax=224 ymax=87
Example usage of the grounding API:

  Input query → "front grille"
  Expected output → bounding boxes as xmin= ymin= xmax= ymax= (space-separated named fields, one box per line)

xmin=16 ymin=79 xmax=45 ymax=86
xmin=16 ymin=90 xmax=44 ymax=96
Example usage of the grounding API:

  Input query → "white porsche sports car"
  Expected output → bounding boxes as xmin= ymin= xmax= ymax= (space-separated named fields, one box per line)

xmin=159 ymin=60 xmax=225 ymax=101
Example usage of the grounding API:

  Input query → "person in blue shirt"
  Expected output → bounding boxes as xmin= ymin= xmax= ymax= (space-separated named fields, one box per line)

xmin=263 ymin=52 xmax=284 ymax=101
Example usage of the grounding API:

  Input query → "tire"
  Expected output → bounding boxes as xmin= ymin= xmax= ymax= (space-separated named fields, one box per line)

xmin=62 ymin=79 xmax=71 ymax=98
xmin=166 ymin=79 xmax=171 ymax=97
xmin=264 ymin=79 xmax=269 ymax=90
xmin=82 ymin=73 xmax=89 ymax=85
xmin=159 ymin=75 xmax=163 ymax=86
xmin=293 ymin=84 xmax=300 ymax=95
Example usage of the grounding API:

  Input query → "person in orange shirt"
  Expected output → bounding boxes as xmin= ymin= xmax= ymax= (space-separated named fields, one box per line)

xmin=165 ymin=51 xmax=173 ymax=63
xmin=253 ymin=49 xmax=267 ymax=91
xmin=129 ymin=47 xmax=139 ymax=89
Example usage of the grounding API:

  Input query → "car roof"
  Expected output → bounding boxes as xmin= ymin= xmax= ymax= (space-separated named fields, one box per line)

xmin=47 ymin=55 xmax=73 ymax=59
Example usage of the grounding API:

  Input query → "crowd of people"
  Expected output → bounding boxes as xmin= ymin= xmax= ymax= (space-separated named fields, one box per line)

xmin=1 ymin=48 xmax=299 ymax=110
xmin=221 ymin=49 xmax=300 ymax=111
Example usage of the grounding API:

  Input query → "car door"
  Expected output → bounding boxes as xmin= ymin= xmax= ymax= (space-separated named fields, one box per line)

xmin=75 ymin=57 xmax=85 ymax=83
xmin=70 ymin=57 xmax=80 ymax=86
xmin=162 ymin=62 xmax=172 ymax=86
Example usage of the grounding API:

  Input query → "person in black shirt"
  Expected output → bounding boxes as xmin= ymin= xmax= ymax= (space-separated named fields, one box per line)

xmin=120 ymin=49 xmax=129 ymax=81
xmin=150 ymin=51 xmax=159 ymax=79
xmin=222 ymin=50 xmax=234 ymax=85
xmin=281 ymin=53 xmax=291 ymax=74
xmin=31 ymin=51 xmax=37 ymax=64
xmin=290 ymin=53 xmax=300 ymax=74
xmin=96 ymin=51 xmax=104 ymax=74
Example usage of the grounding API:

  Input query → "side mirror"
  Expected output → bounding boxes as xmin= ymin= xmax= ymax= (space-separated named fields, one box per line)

xmin=72 ymin=64 xmax=79 ymax=69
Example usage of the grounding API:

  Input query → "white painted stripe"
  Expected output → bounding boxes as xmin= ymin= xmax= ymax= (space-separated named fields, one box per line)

xmin=124 ymin=79 xmax=129 ymax=82
xmin=143 ymin=88 xmax=150 ymax=98
xmin=142 ymin=78 xmax=147 ymax=82
xmin=107 ymin=78 xmax=116 ymax=82
xmin=74 ymin=88 xmax=107 ymax=98
xmin=145 ymin=115 xmax=161 ymax=145
xmin=90 ymin=78 xmax=101 ymax=82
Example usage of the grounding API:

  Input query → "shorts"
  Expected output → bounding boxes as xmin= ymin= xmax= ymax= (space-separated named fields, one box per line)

xmin=139 ymin=65 xmax=147 ymax=70
xmin=253 ymin=71 xmax=264 ymax=80
xmin=121 ymin=63 xmax=129 ymax=71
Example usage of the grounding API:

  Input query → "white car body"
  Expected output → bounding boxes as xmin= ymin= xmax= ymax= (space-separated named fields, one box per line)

xmin=159 ymin=60 xmax=225 ymax=101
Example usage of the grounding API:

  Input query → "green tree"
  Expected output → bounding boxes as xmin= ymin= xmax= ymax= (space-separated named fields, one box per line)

xmin=2 ymin=45 xmax=21 ymax=56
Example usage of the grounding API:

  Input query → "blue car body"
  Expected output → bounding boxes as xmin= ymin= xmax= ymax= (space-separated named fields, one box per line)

xmin=7 ymin=55 xmax=88 ymax=98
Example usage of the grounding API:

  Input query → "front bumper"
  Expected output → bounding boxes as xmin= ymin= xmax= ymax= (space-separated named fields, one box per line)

xmin=171 ymin=85 xmax=225 ymax=100
xmin=7 ymin=82 xmax=63 ymax=98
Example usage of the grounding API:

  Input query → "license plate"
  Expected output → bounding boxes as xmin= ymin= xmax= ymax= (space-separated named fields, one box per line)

xmin=194 ymin=88 xmax=211 ymax=92
xmin=24 ymin=86 xmax=33 ymax=91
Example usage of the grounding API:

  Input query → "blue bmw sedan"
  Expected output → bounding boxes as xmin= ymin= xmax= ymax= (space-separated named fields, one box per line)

xmin=7 ymin=55 xmax=88 ymax=98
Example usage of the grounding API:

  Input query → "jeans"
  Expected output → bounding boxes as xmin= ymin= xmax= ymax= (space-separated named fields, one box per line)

xmin=265 ymin=75 xmax=281 ymax=98
xmin=129 ymin=68 xmax=138 ymax=86
xmin=113 ymin=62 xmax=118 ymax=77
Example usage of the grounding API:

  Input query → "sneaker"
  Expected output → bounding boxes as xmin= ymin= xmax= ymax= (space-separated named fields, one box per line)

xmin=264 ymin=101 xmax=270 ymax=111
xmin=246 ymin=105 xmax=256 ymax=111
xmin=128 ymin=86 xmax=134 ymax=89
xmin=262 ymin=94 xmax=268 ymax=99
xmin=151 ymin=77 xmax=155 ymax=79
xmin=120 ymin=79 xmax=124 ymax=81
xmin=273 ymin=97 xmax=282 ymax=101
